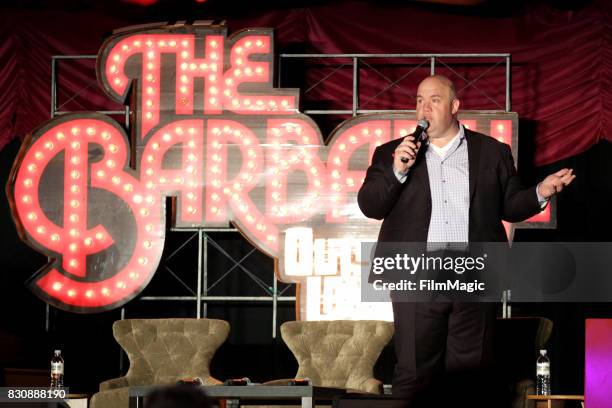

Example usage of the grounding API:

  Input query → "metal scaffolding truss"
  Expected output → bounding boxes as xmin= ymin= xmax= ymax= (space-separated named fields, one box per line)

xmin=47 ymin=51 xmax=512 ymax=337
xmin=278 ymin=53 xmax=511 ymax=115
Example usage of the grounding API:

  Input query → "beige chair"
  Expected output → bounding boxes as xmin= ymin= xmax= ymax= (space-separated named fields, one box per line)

xmin=276 ymin=320 xmax=394 ymax=394
xmin=90 ymin=318 xmax=229 ymax=408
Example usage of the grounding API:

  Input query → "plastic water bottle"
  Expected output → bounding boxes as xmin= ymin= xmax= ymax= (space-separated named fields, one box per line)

xmin=50 ymin=350 xmax=64 ymax=389
xmin=536 ymin=349 xmax=551 ymax=395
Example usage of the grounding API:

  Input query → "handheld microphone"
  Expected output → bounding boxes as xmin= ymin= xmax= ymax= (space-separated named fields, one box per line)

xmin=400 ymin=119 xmax=429 ymax=163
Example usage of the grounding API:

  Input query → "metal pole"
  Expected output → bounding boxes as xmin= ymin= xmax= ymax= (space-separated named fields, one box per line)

xmin=196 ymin=230 xmax=203 ymax=318
xmin=430 ymin=56 xmax=436 ymax=75
xmin=202 ymin=233 xmax=208 ymax=318
xmin=50 ymin=57 xmax=57 ymax=118
xmin=272 ymin=275 xmax=278 ymax=338
xmin=352 ymin=57 xmax=359 ymax=116
xmin=505 ymin=55 xmax=512 ymax=111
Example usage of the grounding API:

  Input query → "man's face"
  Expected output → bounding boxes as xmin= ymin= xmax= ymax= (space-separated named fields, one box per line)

xmin=415 ymin=78 xmax=459 ymax=139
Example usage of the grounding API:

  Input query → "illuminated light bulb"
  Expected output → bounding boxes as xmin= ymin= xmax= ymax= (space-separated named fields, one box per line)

xmin=84 ymin=237 xmax=93 ymax=246
xmin=223 ymin=89 xmax=232 ymax=97
xmin=256 ymin=39 xmax=263 ymax=47
xmin=71 ymin=141 xmax=80 ymax=150
xmin=146 ymin=73 xmax=154 ymax=82
xmin=145 ymin=40 xmax=153 ymax=47
xmin=332 ymin=170 xmax=340 ymax=178
xmin=36 ymin=226 xmax=46 ymax=234
xmin=45 ymin=141 xmax=54 ymax=150
xmin=233 ymin=182 xmax=242 ymax=190
xmin=124 ymin=183 xmax=133 ymax=192
xmin=245 ymin=40 xmax=252 ymax=48
xmin=272 ymin=192 xmax=280 ymax=201
xmin=101 ymin=287 xmax=110 ymax=296
xmin=209 ymin=97 xmax=217 ymax=104
xmin=146 ymin=99 xmax=153 ymax=108
xmin=140 ymin=208 xmax=149 ymax=216
xmin=233 ymin=68 xmax=242 ymax=77
xmin=210 ymin=166 xmax=219 ymax=174
xmin=314 ymin=180 xmax=321 ymax=187
xmin=339 ymin=143 xmax=346 ymax=151
xmin=375 ymin=141 xmax=382 ymax=147
xmin=231 ymin=99 xmax=239 ymax=107
xmin=256 ymin=67 xmax=264 ymax=75
xmin=121 ymin=44 xmax=129 ymax=51
xmin=256 ymin=100 xmax=264 ymax=106
xmin=350 ymin=135 xmax=357 ymax=143
xmin=211 ymin=179 xmax=221 ymax=187
xmin=145 ymin=181 xmax=154 ymax=189
xmin=70 ymin=156 xmax=80 ymax=165
xmin=147 ymin=51 xmax=155 ymax=59
xmin=211 ymin=193 xmax=220 ymax=201
xmin=145 ymin=168 xmax=154 ymax=176
xmin=85 ymin=290 xmax=94 ymax=298
xmin=210 ymin=40 xmax=218 ymax=48
xmin=244 ymin=99 xmax=251 ymax=106
xmin=498 ymin=137 xmax=504 ymax=142
xmin=129 ymin=271 xmax=139 ymax=280
xmin=71 ymin=185 xmax=80 ymax=193
xmin=52 ymin=282 xmax=62 ymax=291
xmin=179 ymin=86 xmax=188 ymax=94
xmin=497 ymin=124 xmax=505 ymax=132
xmin=56 ymin=131 xmax=65 ymax=140
xmin=145 ymin=224 xmax=154 ymax=232
xmin=145 ymin=112 xmax=153 ymax=120
xmin=187 ymin=206 xmax=197 ymax=214
xmin=133 ymin=195 xmax=143 ymax=204
xmin=310 ymin=168 xmax=318 ymax=175
xmin=34 ymin=151 xmax=43 ymax=160
xmin=68 ymin=259 xmax=78 ymax=268
xmin=112 ymin=176 xmax=121 ymax=185
xmin=109 ymin=144 xmax=118 ymax=153
xmin=181 ymin=40 xmax=188 ymax=47
xmin=187 ymin=140 xmax=196 ymax=148
xmin=67 ymin=289 xmax=76 ymax=297
xmin=211 ymin=206 xmax=219 ymax=214
xmin=189 ymin=63 xmax=197 ymax=70
xmin=332 ymin=183 xmax=341 ymax=191
xmin=116 ymin=281 xmax=126 ymax=289
xmin=180 ymin=62 xmax=188 ymax=70
xmin=236 ymin=58 xmax=243 ymax=65
xmin=246 ymin=215 xmax=254 ymax=223
xmin=96 ymin=170 xmax=106 ymax=178
xmin=138 ymin=257 xmax=148 ymax=265
xmin=225 ymin=78 xmax=234 ymax=86
xmin=151 ymin=142 xmax=160 ymax=150
xmin=267 ymin=235 xmax=276 ymax=242
xmin=27 ymin=164 xmax=37 ymax=173
xmin=180 ymin=74 xmax=188 ymax=84
xmin=113 ymin=54 xmax=121 ymax=62
xmin=134 ymin=40 xmax=141 ymax=47
xmin=159 ymin=176 xmax=167 ymax=184
xmin=169 ymin=40 xmax=176 ymax=47
xmin=23 ymin=178 xmax=33 ymax=188
xmin=210 ymin=87 xmax=218 ymax=95
xmin=158 ymin=40 xmax=166 ymax=47
xmin=247 ymin=161 xmax=255 ymax=169
xmin=210 ymin=52 xmax=218 ymax=60
xmin=70 ymin=199 xmax=79 ymax=208
xmin=245 ymin=67 xmax=253 ymax=76
xmin=69 ymin=243 xmax=78 ymax=252
xmin=69 ymin=214 xmax=78 ymax=223
xmin=114 ymin=78 xmax=122 ymax=86
xmin=175 ymin=126 xmax=184 ymax=134
xmin=399 ymin=128 xmax=407 ymax=137
xmin=86 ymin=127 xmax=96 ymax=136
xmin=174 ymin=176 xmax=185 ymax=184
xmin=187 ymin=192 xmax=196 ymax=200
xmin=51 ymin=234 xmax=60 ymax=242
xmin=22 ymin=195 xmax=31 ymax=204
xmin=146 ymin=155 xmax=155 ymax=163
xmin=347 ymin=177 xmax=355 ymax=186
xmin=147 ymin=86 xmax=155 ymax=95
xmin=145 ymin=195 xmax=154 ymax=204
xmin=198 ymin=62 xmax=208 ymax=70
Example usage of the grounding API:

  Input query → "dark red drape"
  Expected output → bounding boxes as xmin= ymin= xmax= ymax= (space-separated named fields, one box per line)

xmin=1 ymin=1 xmax=611 ymax=166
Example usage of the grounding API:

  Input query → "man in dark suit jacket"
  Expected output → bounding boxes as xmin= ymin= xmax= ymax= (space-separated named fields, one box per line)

xmin=357 ymin=75 xmax=575 ymax=406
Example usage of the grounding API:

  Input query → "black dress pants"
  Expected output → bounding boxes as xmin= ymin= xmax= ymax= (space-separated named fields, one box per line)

xmin=391 ymin=301 xmax=503 ymax=407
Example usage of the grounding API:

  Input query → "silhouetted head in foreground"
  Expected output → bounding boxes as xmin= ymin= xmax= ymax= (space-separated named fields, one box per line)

xmin=145 ymin=384 xmax=212 ymax=408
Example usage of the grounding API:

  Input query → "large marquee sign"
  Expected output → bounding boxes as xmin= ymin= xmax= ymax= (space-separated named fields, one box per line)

xmin=8 ymin=24 xmax=551 ymax=317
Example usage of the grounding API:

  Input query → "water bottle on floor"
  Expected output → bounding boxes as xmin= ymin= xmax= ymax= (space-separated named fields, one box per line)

xmin=50 ymin=350 xmax=64 ymax=389
xmin=536 ymin=349 xmax=551 ymax=395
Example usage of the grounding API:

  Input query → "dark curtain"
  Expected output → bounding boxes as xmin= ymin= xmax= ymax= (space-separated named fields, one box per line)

xmin=1 ymin=2 xmax=612 ymax=166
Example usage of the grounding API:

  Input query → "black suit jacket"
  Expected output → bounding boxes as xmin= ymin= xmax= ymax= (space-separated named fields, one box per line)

xmin=357 ymin=129 xmax=542 ymax=243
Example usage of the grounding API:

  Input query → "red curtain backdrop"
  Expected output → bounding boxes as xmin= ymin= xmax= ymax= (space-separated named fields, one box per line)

xmin=1 ymin=1 xmax=611 ymax=166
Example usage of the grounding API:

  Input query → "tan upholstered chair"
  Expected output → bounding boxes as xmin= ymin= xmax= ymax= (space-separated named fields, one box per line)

xmin=90 ymin=318 xmax=229 ymax=408
xmin=277 ymin=320 xmax=394 ymax=394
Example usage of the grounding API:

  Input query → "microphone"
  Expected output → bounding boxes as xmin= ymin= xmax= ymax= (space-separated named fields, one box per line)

xmin=400 ymin=119 xmax=429 ymax=163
